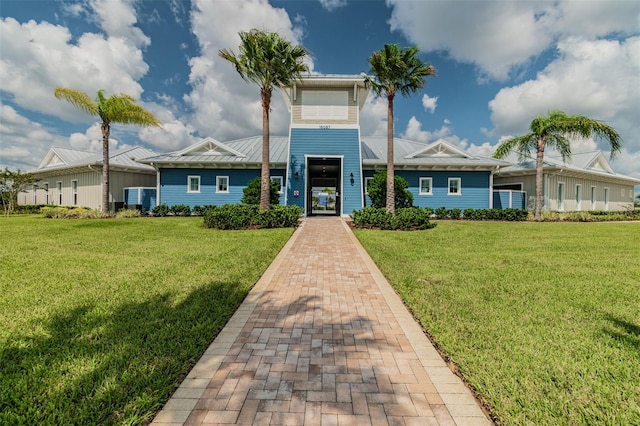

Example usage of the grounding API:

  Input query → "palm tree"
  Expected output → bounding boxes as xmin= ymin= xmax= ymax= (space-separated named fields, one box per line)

xmin=364 ymin=44 xmax=436 ymax=214
xmin=219 ymin=29 xmax=308 ymax=210
xmin=493 ymin=110 xmax=621 ymax=219
xmin=54 ymin=88 xmax=161 ymax=213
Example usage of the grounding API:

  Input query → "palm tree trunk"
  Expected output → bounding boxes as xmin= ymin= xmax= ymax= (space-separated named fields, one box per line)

xmin=260 ymin=88 xmax=272 ymax=211
xmin=386 ymin=94 xmax=395 ymax=215
xmin=534 ymin=137 xmax=546 ymax=220
xmin=101 ymin=121 xmax=110 ymax=214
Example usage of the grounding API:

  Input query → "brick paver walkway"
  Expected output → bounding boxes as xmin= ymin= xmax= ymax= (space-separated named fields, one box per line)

xmin=152 ymin=217 xmax=491 ymax=425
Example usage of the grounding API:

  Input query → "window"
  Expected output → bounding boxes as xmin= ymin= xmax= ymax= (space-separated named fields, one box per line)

xmin=364 ymin=177 xmax=373 ymax=194
xmin=271 ymin=176 xmax=283 ymax=194
xmin=301 ymin=90 xmax=349 ymax=120
xmin=590 ymin=186 xmax=596 ymax=210
xmin=71 ymin=180 xmax=78 ymax=205
xmin=604 ymin=187 xmax=609 ymax=211
xmin=621 ymin=188 xmax=625 ymax=198
xmin=57 ymin=181 xmax=62 ymax=205
xmin=44 ymin=183 xmax=49 ymax=204
xmin=33 ymin=185 xmax=37 ymax=204
xmin=187 ymin=176 xmax=201 ymax=193
xmin=557 ymin=182 xmax=565 ymax=211
xmin=216 ymin=176 xmax=229 ymax=193
xmin=419 ymin=177 xmax=433 ymax=195
xmin=575 ymin=185 xmax=581 ymax=211
xmin=448 ymin=178 xmax=461 ymax=195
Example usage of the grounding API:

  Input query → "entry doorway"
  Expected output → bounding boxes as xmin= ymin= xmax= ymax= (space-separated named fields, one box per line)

xmin=307 ymin=157 xmax=341 ymax=216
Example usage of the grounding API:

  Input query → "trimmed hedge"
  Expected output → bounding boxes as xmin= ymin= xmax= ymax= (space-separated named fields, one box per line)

xmin=350 ymin=207 xmax=436 ymax=230
xmin=203 ymin=204 xmax=302 ymax=230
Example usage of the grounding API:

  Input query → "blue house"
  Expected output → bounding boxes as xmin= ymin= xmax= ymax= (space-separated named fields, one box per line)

xmin=139 ymin=74 xmax=509 ymax=216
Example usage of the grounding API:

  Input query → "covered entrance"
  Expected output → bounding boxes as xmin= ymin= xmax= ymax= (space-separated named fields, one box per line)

xmin=307 ymin=157 xmax=342 ymax=216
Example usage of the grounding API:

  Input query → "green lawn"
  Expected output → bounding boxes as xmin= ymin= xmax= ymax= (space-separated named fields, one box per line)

xmin=354 ymin=221 xmax=640 ymax=425
xmin=0 ymin=216 xmax=293 ymax=425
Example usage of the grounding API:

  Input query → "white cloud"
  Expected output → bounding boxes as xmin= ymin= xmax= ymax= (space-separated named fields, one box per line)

xmin=421 ymin=94 xmax=438 ymax=113
xmin=359 ymin=95 xmax=388 ymax=137
xmin=184 ymin=0 xmax=313 ymax=141
xmin=0 ymin=104 xmax=67 ymax=170
xmin=387 ymin=0 xmax=639 ymax=81
xmin=318 ymin=0 xmax=347 ymax=12
xmin=0 ymin=1 xmax=149 ymax=123
xmin=91 ymin=0 xmax=150 ymax=48
xmin=400 ymin=116 xmax=465 ymax=145
xmin=488 ymin=36 xmax=640 ymax=164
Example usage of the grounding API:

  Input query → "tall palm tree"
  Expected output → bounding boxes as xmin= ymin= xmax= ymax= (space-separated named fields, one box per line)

xmin=219 ymin=29 xmax=308 ymax=210
xmin=493 ymin=110 xmax=621 ymax=219
xmin=364 ymin=44 xmax=435 ymax=214
xmin=54 ymin=88 xmax=162 ymax=213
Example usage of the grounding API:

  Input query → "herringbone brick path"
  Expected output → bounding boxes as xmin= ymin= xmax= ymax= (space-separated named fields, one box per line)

xmin=152 ymin=218 xmax=491 ymax=425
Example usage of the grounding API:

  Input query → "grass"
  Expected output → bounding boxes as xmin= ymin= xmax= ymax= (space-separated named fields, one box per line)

xmin=354 ymin=221 xmax=640 ymax=425
xmin=0 ymin=215 xmax=293 ymax=425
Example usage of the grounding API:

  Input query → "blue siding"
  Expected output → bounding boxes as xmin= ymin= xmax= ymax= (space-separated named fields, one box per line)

xmin=363 ymin=170 xmax=491 ymax=210
xmin=288 ymin=128 xmax=362 ymax=215
xmin=159 ymin=168 xmax=285 ymax=208
xmin=124 ymin=187 xmax=156 ymax=211
xmin=493 ymin=190 xmax=526 ymax=209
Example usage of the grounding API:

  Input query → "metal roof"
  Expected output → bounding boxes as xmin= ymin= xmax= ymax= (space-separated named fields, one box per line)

xmin=34 ymin=146 xmax=158 ymax=174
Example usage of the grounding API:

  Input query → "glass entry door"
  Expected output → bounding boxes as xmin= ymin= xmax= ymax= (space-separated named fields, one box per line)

xmin=307 ymin=157 xmax=341 ymax=216
xmin=311 ymin=178 xmax=337 ymax=215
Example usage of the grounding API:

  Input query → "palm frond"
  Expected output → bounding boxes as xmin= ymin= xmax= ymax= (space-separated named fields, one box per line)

xmin=493 ymin=134 xmax=537 ymax=161
xmin=54 ymin=87 xmax=99 ymax=116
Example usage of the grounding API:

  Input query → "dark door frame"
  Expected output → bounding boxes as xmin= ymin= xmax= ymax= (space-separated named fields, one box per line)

xmin=305 ymin=155 xmax=343 ymax=216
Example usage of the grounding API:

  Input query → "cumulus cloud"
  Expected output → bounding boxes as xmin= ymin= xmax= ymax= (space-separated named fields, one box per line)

xmin=318 ymin=0 xmax=348 ymax=12
xmin=0 ymin=0 xmax=149 ymax=123
xmin=0 ymin=104 xmax=67 ymax=170
xmin=488 ymin=36 xmax=640 ymax=162
xmin=359 ymin=95 xmax=388 ymax=137
xmin=387 ymin=0 xmax=639 ymax=81
xmin=421 ymin=94 xmax=438 ymax=113
xmin=185 ymin=0 xmax=313 ymax=141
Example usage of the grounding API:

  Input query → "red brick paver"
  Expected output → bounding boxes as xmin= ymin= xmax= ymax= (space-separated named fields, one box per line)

xmin=152 ymin=218 xmax=491 ymax=425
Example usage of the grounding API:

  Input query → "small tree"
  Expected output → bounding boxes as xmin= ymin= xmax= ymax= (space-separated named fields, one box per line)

xmin=242 ymin=177 xmax=281 ymax=205
xmin=367 ymin=169 xmax=413 ymax=209
xmin=1 ymin=168 xmax=38 ymax=214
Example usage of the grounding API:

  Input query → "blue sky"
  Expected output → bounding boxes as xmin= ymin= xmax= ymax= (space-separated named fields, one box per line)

xmin=1 ymin=0 xmax=639 ymax=183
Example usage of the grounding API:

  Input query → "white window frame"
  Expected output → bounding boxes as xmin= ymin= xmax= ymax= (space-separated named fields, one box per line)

xmin=216 ymin=176 xmax=229 ymax=193
xmin=71 ymin=180 xmax=78 ymax=206
xmin=575 ymin=184 xmax=581 ymax=211
xmin=364 ymin=177 xmax=373 ymax=195
xmin=557 ymin=182 xmax=565 ymax=211
xmin=419 ymin=177 xmax=433 ymax=195
xmin=57 ymin=181 xmax=62 ymax=205
xmin=621 ymin=188 xmax=625 ymax=198
xmin=604 ymin=187 xmax=609 ymax=211
xmin=187 ymin=175 xmax=201 ymax=193
xmin=590 ymin=186 xmax=596 ymax=210
xmin=44 ymin=183 xmax=49 ymax=204
xmin=271 ymin=176 xmax=283 ymax=194
xmin=448 ymin=178 xmax=461 ymax=195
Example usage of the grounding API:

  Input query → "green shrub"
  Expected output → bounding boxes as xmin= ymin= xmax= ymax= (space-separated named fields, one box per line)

xmin=152 ymin=204 xmax=170 ymax=217
xmin=41 ymin=206 xmax=110 ymax=219
xmin=192 ymin=205 xmax=217 ymax=216
xmin=434 ymin=206 xmax=448 ymax=219
xmin=241 ymin=177 xmax=281 ymax=205
xmin=463 ymin=208 xmax=476 ymax=220
xmin=203 ymin=204 xmax=301 ymax=229
xmin=366 ymin=170 xmax=413 ymax=210
xmin=256 ymin=205 xmax=303 ymax=228
xmin=351 ymin=207 xmax=436 ymax=231
xmin=170 ymin=204 xmax=191 ymax=216
xmin=351 ymin=206 xmax=392 ymax=229
xmin=116 ymin=208 xmax=141 ymax=218
xmin=392 ymin=207 xmax=436 ymax=230
xmin=449 ymin=208 xmax=462 ymax=220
